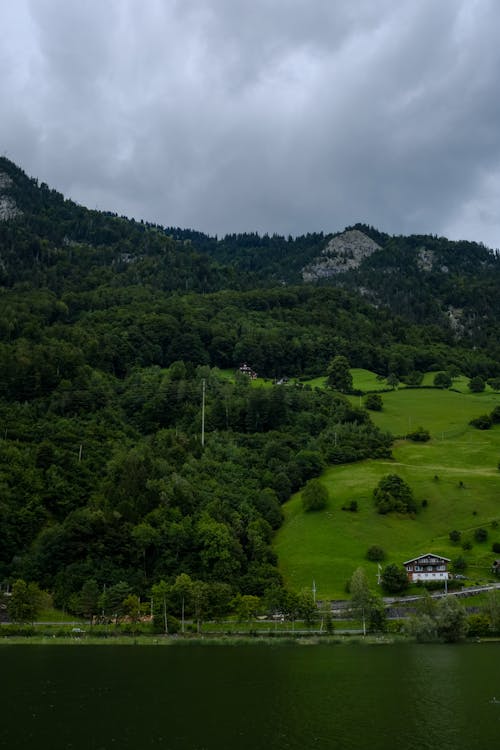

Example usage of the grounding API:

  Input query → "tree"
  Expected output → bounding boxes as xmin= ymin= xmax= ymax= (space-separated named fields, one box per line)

xmin=364 ymin=393 xmax=383 ymax=411
xmin=326 ymin=356 xmax=353 ymax=393
xmin=349 ymin=567 xmax=372 ymax=636
xmin=386 ymin=373 xmax=399 ymax=390
xmin=101 ymin=581 xmax=131 ymax=623
xmin=151 ymin=580 xmax=171 ymax=634
xmin=380 ymin=564 xmax=409 ymax=594
xmin=469 ymin=375 xmax=485 ymax=393
xmin=301 ymin=478 xmax=328 ymax=512
xmin=77 ymin=578 xmax=100 ymax=624
xmin=433 ymin=371 xmax=452 ymax=389
xmin=232 ymin=594 xmax=260 ymax=623
xmin=373 ymin=474 xmax=417 ymax=515
xmin=7 ymin=579 xmax=47 ymax=624
xmin=436 ymin=597 xmax=468 ymax=642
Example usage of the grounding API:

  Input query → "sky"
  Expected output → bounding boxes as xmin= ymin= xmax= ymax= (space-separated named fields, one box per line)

xmin=2 ymin=0 xmax=500 ymax=248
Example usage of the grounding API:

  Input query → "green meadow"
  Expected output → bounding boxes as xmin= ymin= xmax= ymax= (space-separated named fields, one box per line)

xmin=274 ymin=378 xmax=500 ymax=600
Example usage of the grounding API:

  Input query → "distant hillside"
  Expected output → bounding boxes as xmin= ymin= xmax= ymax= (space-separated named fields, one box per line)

xmin=3 ymin=156 xmax=500 ymax=349
xmin=1 ymin=156 xmax=500 ymax=615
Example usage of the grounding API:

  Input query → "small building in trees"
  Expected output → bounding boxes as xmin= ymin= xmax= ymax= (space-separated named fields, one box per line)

xmin=404 ymin=553 xmax=450 ymax=582
xmin=238 ymin=363 xmax=257 ymax=379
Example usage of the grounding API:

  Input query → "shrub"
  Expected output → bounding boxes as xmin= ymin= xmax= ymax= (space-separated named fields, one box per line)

xmin=449 ymin=530 xmax=461 ymax=544
xmin=433 ymin=372 xmax=452 ymax=389
xmin=341 ymin=499 xmax=358 ymax=512
xmin=407 ymin=426 xmax=430 ymax=442
xmin=492 ymin=542 xmax=500 ymax=554
xmin=452 ymin=555 xmax=467 ymax=572
xmin=364 ymin=393 xmax=383 ymax=411
xmin=462 ymin=540 xmax=472 ymax=551
xmin=474 ymin=527 xmax=488 ymax=543
xmin=487 ymin=377 xmax=500 ymax=392
xmin=469 ymin=414 xmax=492 ymax=430
xmin=469 ymin=375 xmax=485 ymax=393
xmin=366 ymin=545 xmax=386 ymax=562
xmin=490 ymin=406 xmax=500 ymax=423
xmin=467 ymin=614 xmax=491 ymax=637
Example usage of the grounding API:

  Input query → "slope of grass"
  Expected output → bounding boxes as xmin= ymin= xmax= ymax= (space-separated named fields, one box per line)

xmin=275 ymin=388 xmax=500 ymax=600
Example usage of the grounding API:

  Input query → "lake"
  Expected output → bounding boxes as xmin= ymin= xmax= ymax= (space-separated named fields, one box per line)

xmin=1 ymin=642 xmax=499 ymax=749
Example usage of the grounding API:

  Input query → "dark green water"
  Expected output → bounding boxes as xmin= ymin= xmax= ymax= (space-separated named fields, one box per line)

xmin=1 ymin=642 xmax=499 ymax=750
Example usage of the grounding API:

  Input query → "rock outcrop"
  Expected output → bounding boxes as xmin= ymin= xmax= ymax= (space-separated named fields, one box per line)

xmin=302 ymin=229 xmax=381 ymax=281
xmin=0 ymin=171 xmax=22 ymax=220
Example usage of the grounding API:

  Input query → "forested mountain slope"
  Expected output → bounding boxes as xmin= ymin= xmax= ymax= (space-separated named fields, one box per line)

xmin=1 ymin=156 xmax=499 ymax=617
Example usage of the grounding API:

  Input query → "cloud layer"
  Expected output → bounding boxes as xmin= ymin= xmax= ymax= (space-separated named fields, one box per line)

xmin=2 ymin=0 xmax=500 ymax=247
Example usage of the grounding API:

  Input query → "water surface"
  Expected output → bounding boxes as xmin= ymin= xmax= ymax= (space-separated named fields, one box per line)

xmin=1 ymin=642 xmax=498 ymax=749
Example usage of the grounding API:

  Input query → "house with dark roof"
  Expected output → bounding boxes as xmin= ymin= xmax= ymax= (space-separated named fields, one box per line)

xmin=404 ymin=553 xmax=451 ymax=582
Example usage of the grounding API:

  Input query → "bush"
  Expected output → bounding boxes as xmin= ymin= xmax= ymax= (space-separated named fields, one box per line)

xmin=474 ymin=527 xmax=488 ymax=543
xmin=487 ymin=377 xmax=500 ymax=392
xmin=452 ymin=555 xmax=467 ymax=572
xmin=470 ymin=414 xmax=492 ymax=430
xmin=492 ymin=542 xmax=500 ymax=554
xmin=341 ymin=499 xmax=358 ymax=512
xmin=490 ymin=406 xmax=500 ymax=423
xmin=467 ymin=614 xmax=491 ymax=637
xmin=449 ymin=530 xmax=461 ymax=544
xmin=407 ymin=426 xmax=430 ymax=442
xmin=433 ymin=372 xmax=452 ymax=389
xmin=366 ymin=545 xmax=386 ymax=562
xmin=364 ymin=393 xmax=383 ymax=411
xmin=469 ymin=376 xmax=485 ymax=393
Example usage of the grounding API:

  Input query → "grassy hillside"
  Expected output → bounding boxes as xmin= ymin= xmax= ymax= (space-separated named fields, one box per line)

xmin=274 ymin=384 xmax=500 ymax=600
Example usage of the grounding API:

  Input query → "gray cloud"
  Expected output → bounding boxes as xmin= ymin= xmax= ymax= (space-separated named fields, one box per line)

xmin=1 ymin=0 xmax=500 ymax=248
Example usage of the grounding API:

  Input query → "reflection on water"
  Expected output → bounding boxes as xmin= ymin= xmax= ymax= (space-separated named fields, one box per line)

xmin=0 ymin=643 xmax=499 ymax=750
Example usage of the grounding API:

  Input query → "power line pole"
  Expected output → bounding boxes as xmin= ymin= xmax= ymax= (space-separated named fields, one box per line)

xmin=201 ymin=378 xmax=206 ymax=447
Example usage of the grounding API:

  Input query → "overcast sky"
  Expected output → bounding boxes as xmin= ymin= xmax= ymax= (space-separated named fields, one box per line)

xmin=2 ymin=0 xmax=500 ymax=248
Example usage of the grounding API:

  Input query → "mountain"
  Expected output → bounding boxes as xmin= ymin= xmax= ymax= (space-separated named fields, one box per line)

xmin=1 ymin=156 xmax=500 ymax=619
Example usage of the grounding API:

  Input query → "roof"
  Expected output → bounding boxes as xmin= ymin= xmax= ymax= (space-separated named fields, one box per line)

xmin=403 ymin=552 xmax=451 ymax=565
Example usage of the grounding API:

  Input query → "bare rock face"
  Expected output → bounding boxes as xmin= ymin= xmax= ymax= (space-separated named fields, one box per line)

xmin=416 ymin=247 xmax=434 ymax=272
xmin=302 ymin=229 xmax=381 ymax=280
xmin=0 ymin=172 xmax=21 ymax=220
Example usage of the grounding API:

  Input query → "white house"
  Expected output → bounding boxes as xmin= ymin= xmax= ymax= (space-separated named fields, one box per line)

xmin=404 ymin=553 xmax=451 ymax=582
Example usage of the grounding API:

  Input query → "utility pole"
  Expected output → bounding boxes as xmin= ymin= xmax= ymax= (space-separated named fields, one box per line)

xmin=312 ymin=579 xmax=317 ymax=604
xmin=201 ymin=378 xmax=206 ymax=447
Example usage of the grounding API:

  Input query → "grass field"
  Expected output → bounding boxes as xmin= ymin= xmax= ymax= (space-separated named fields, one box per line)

xmin=274 ymin=384 xmax=500 ymax=600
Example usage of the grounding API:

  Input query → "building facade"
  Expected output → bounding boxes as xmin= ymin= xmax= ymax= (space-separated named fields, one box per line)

xmin=404 ymin=553 xmax=450 ymax=582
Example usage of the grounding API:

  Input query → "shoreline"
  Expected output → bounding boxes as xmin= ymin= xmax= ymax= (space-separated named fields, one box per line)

xmin=1 ymin=633 xmax=499 ymax=646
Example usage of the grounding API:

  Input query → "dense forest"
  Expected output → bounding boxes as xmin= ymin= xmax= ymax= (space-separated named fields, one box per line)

xmin=1 ymin=156 xmax=500 ymax=619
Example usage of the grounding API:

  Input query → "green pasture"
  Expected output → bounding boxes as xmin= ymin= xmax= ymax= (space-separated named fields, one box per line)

xmin=351 ymin=368 xmax=397 ymax=392
xmin=357 ymin=387 xmax=500 ymax=438
xmin=275 ymin=387 xmax=500 ymax=600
